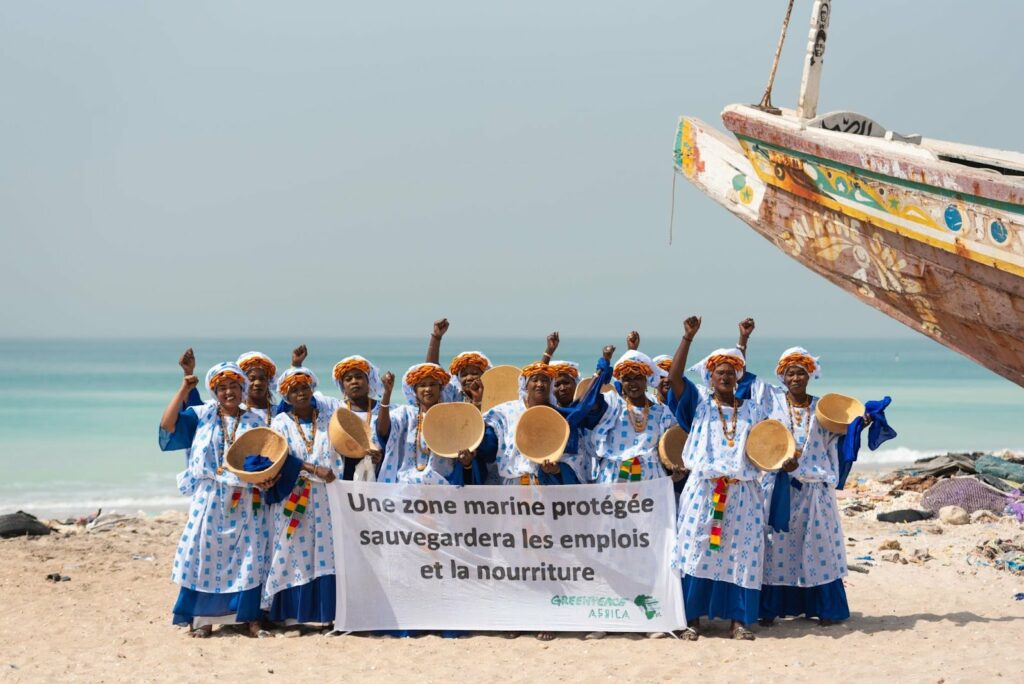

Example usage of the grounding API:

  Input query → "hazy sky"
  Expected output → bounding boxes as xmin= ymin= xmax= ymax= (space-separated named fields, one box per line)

xmin=2 ymin=1 xmax=1021 ymax=340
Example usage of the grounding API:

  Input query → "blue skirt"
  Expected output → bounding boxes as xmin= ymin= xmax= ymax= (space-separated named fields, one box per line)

xmin=172 ymin=586 xmax=263 ymax=626
xmin=759 ymin=578 xmax=850 ymax=621
xmin=682 ymin=575 xmax=760 ymax=625
xmin=268 ymin=575 xmax=336 ymax=624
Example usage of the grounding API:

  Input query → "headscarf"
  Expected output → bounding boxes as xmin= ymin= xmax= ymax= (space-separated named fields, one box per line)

xmin=205 ymin=362 xmax=249 ymax=396
xmin=448 ymin=351 xmax=491 ymax=380
xmin=332 ymin=355 xmax=385 ymax=400
xmin=688 ymin=347 xmax=746 ymax=387
xmin=612 ymin=350 xmax=663 ymax=388
xmin=652 ymin=355 xmax=673 ymax=374
xmin=277 ymin=366 xmax=319 ymax=397
xmin=775 ymin=346 xmax=822 ymax=384
xmin=236 ymin=351 xmax=277 ymax=384
xmin=402 ymin=363 xmax=452 ymax=405
xmin=548 ymin=360 xmax=580 ymax=380
xmin=518 ymin=362 xmax=558 ymax=401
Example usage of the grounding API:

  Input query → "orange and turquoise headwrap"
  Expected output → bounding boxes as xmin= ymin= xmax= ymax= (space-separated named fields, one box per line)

xmin=236 ymin=351 xmax=277 ymax=384
xmin=449 ymin=351 xmax=491 ymax=378
xmin=402 ymin=363 xmax=452 ymax=404
xmin=277 ymin=367 xmax=318 ymax=396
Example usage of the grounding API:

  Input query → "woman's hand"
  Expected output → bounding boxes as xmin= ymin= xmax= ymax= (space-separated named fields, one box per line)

xmin=670 ymin=465 xmax=689 ymax=482
xmin=602 ymin=345 xmax=616 ymax=363
xmin=182 ymin=375 xmax=199 ymax=391
xmin=545 ymin=331 xmax=559 ymax=357
xmin=255 ymin=473 xmax=281 ymax=490
xmin=179 ymin=348 xmax=196 ymax=376
xmin=781 ymin=457 xmax=799 ymax=473
xmin=463 ymin=377 xmax=483 ymax=403
xmin=432 ymin=319 xmax=449 ymax=339
xmin=540 ymin=460 xmax=560 ymax=475
xmin=683 ymin=316 xmax=702 ymax=340
xmin=381 ymin=371 xmax=395 ymax=396
xmin=738 ymin=318 xmax=755 ymax=339
xmin=626 ymin=331 xmax=640 ymax=351
xmin=292 ymin=344 xmax=308 ymax=367
xmin=457 ymin=449 xmax=475 ymax=467
xmin=366 ymin=448 xmax=383 ymax=465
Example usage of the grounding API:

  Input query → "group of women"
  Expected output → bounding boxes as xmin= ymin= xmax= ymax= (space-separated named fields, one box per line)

xmin=158 ymin=317 xmax=860 ymax=641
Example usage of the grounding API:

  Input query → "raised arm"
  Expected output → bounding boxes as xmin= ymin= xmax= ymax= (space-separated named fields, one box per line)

xmin=425 ymin=318 xmax=449 ymax=364
xmin=541 ymin=331 xmax=559 ymax=364
xmin=292 ymin=344 xmax=308 ymax=367
xmin=161 ymin=374 xmax=199 ymax=432
xmin=669 ymin=316 xmax=701 ymax=399
xmin=626 ymin=331 xmax=640 ymax=351
xmin=737 ymin=318 xmax=754 ymax=358
xmin=376 ymin=371 xmax=396 ymax=443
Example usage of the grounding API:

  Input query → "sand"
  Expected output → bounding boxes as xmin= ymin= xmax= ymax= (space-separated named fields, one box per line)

xmin=2 ymin=479 xmax=1023 ymax=683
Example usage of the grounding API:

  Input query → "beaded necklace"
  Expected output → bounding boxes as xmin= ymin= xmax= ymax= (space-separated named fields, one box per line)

xmin=786 ymin=393 xmax=812 ymax=454
xmin=413 ymin=410 xmax=431 ymax=471
xmin=291 ymin=408 xmax=319 ymax=455
xmin=713 ymin=394 xmax=739 ymax=448
xmin=624 ymin=396 xmax=650 ymax=432
xmin=218 ymin=406 xmax=243 ymax=450
xmin=346 ymin=398 xmax=374 ymax=428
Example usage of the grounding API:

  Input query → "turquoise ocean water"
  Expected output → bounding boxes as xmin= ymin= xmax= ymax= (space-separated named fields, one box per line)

xmin=1 ymin=336 xmax=1021 ymax=517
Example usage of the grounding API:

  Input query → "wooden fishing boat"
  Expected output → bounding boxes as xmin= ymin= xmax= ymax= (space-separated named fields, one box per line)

xmin=674 ymin=0 xmax=1024 ymax=387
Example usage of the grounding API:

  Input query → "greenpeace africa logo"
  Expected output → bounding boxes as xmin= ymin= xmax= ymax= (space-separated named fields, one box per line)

xmin=633 ymin=594 xmax=660 ymax=620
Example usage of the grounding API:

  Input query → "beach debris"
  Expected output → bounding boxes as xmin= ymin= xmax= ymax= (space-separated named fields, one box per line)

xmin=923 ymin=478 xmax=1012 ymax=515
xmin=848 ymin=564 xmax=870 ymax=574
xmin=973 ymin=455 xmax=1024 ymax=485
xmin=0 ymin=511 xmax=54 ymax=538
xmin=854 ymin=555 xmax=875 ymax=562
xmin=911 ymin=548 xmax=933 ymax=563
xmin=938 ymin=506 xmax=970 ymax=525
xmin=1014 ymin=593 xmax=1024 ymax=601
xmin=878 ymin=539 xmax=902 ymax=551
xmin=131 ymin=554 xmax=156 ymax=562
xmin=895 ymin=452 xmax=980 ymax=478
xmin=881 ymin=552 xmax=901 ymax=563
xmin=843 ymin=501 xmax=875 ymax=516
xmin=970 ymin=510 xmax=1002 ymax=524
xmin=44 ymin=572 xmax=70 ymax=582
xmin=972 ymin=537 xmax=1024 ymax=574
xmin=877 ymin=509 xmax=933 ymax=523
xmin=889 ymin=475 xmax=937 ymax=494
xmin=921 ymin=524 xmax=944 ymax=535
xmin=86 ymin=512 xmax=137 ymax=533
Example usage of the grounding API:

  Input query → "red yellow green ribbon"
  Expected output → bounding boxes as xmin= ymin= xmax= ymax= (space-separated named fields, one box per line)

xmin=618 ymin=458 xmax=642 ymax=482
xmin=283 ymin=477 xmax=311 ymax=538
xmin=709 ymin=477 xmax=737 ymax=550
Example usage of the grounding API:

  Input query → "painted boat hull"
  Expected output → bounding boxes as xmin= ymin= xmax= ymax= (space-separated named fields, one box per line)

xmin=674 ymin=109 xmax=1024 ymax=387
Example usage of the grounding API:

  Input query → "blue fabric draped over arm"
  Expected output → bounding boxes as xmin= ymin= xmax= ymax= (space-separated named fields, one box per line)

xmin=768 ymin=471 xmax=795 ymax=533
xmin=477 ymin=426 xmax=498 ymax=465
xmin=735 ymin=371 xmax=757 ymax=401
xmin=557 ymin=357 xmax=612 ymax=453
xmin=667 ymin=377 xmax=700 ymax=433
xmin=158 ymin=407 xmax=199 ymax=452
xmin=263 ymin=454 xmax=303 ymax=505
xmin=837 ymin=396 xmax=897 ymax=489
xmin=185 ymin=387 xmax=204 ymax=408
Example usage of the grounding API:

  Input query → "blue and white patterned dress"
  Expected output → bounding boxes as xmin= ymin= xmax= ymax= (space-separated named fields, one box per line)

xmin=159 ymin=402 xmax=272 ymax=625
xmin=263 ymin=397 xmax=344 ymax=622
xmin=588 ymin=391 xmax=676 ymax=482
xmin=483 ymin=400 xmax=592 ymax=485
xmin=378 ymin=404 xmax=460 ymax=485
xmin=753 ymin=383 xmax=849 ymax=620
xmin=671 ymin=379 xmax=769 ymax=624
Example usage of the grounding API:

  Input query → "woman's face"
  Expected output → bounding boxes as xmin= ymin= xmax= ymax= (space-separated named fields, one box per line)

xmin=416 ymin=379 xmax=443 ymax=409
xmin=552 ymin=373 xmax=577 ymax=406
xmin=526 ymin=374 xmax=551 ymax=403
xmin=657 ymin=375 xmax=671 ymax=400
xmin=458 ymin=364 xmax=484 ymax=385
xmin=286 ymin=381 xmax=313 ymax=411
xmin=246 ymin=367 xmax=270 ymax=402
xmin=712 ymin=363 xmax=738 ymax=394
xmin=342 ymin=370 xmax=369 ymax=400
xmin=783 ymin=365 xmax=810 ymax=395
xmin=216 ymin=379 xmax=244 ymax=412
xmin=620 ymin=373 xmax=647 ymax=401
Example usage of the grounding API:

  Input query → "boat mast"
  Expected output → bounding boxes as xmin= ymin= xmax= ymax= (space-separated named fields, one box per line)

xmin=796 ymin=0 xmax=832 ymax=119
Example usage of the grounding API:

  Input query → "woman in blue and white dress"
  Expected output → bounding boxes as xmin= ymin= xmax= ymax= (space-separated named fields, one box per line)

xmin=588 ymin=350 xmax=680 ymax=483
xmin=377 ymin=363 xmax=482 ymax=485
xmin=667 ymin=317 xmax=770 ymax=641
xmin=158 ymin=362 xmax=273 ymax=637
xmin=750 ymin=345 xmax=850 ymax=626
xmin=330 ymin=354 xmax=387 ymax=479
xmin=263 ymin=367 xmax=346 ymax=626
xmin=479 ymin=347 xmax=613 ymax=487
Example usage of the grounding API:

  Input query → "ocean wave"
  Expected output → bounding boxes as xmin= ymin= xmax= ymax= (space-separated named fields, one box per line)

xmin=0 ymin=495 xmax=187 ymax=518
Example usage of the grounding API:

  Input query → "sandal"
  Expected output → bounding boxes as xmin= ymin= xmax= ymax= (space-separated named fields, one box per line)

xmin=536 ymin=632 xmax=556 ymax=641
xmin=583 ymin=631 xmax=607 ymax=640
xmin=731 ymin=624 xmax=755 ymax=640
xmin=189 ymin=625 xmax=213 ymax=639
xmin=502 ymin=631 xmax=520 ymax=639
xmin=679 ymin=627 xmax=699 ymax=641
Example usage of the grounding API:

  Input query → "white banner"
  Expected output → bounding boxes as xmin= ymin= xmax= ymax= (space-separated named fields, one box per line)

xmin=327 ymin=478 xmax=685 ymax=632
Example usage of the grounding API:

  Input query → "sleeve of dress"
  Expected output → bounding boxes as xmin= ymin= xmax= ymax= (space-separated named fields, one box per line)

xmin=561 ymin=357 xmax=612 ymax=430
xmin=378 ymin=409 xmax=408 ymax=482
xmin=667 ymin=377 xmax=701 ymax=433
xmin=158 ymin=407 xmax=199 ymax=452
xmin=263 ymin=454 xmax=303 ymax=505
xmin=185 ymin=388 xmax=204 ymax=408
xmin=442 ymin=378 xmax=461 ymax=403
xmin=477 ymin=425 xmax=499 ymax=465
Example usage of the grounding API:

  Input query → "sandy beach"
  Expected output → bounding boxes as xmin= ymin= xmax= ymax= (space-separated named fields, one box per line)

xmin=2 ymin=476 xmax=1022 ymax=683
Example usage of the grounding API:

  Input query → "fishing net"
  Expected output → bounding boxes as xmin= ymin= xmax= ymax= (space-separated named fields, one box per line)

xmin=921 ymin=477 xmax=1009 ymax=514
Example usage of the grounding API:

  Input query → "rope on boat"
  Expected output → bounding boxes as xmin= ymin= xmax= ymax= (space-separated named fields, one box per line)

xmin=758 ymin=0 xmax=796 ymax=112
xmin=668 ymin=170 xmax=677 ymax=246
